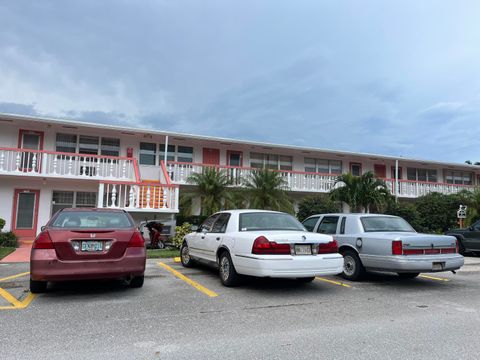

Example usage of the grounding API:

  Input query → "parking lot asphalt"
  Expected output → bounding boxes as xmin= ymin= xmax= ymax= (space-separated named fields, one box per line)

xmin=1 ymin=257 xmax=480 ymax=360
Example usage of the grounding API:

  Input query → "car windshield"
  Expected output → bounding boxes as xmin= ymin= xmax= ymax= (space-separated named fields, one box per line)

xmin=239 ymin=212 xmax=306 ymax=231
xmin=360 ymin=216 xmax=415 ymax=232
xmin=51 ymin=211 xmax=133 ymax=229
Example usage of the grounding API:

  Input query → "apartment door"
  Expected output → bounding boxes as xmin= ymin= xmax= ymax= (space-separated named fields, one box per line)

xmin=374 ymin=164 xmax=387 ymax=178
xmin=12 ymin=189 xmax=40 ymax=238
xmin=203 ymin=148 xmax=220 ymax=165
xmin=18 ymin=130 xmax=44 ymax=171
xmin=227 ymin=151 xmax=243 ymax=167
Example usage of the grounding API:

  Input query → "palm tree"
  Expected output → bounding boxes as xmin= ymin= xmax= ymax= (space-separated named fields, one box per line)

xmin=330 ymin=171 xmax=390 ymax=213
xmin=186 ymin=167 xmax=233 ymax=215
xmin=243 ymin=169 xmax=293 ymax=213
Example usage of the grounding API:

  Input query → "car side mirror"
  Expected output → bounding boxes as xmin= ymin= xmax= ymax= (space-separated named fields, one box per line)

xmin=469 ymin=226 xmax=474 ymax=231
xmin=190 ymin=225 xmax=199 ymax=232
xmin=201 ymin=228 xmax=208 ymax=235
xmin=40 ymin=226 xmax=46 ymax=232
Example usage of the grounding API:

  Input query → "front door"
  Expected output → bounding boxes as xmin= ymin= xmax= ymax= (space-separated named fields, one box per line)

xmin=18 ymin=130 xmax=44 ymax=171
xmin=227 ymin=151 xmax=243 ymax=167
xmin=12 ymin=189 xmax=40 ymax=238
xmin=202 ymin=148 xmax=220 ymax=165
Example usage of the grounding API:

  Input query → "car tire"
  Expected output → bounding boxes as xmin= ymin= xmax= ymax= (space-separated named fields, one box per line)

xmin=218 ymin=251 xmax=240 ymax=287
xmin=30 ymin=278 xmax=47 ymax=293
xmin=457 ymin=240 xmax=466 ymax=255
xmin=130 ymin=275 xmax=144 ymax=288
xmin=180 ymin=242 xmax=195 ymax=268
xmin=297 ymin=277 xmax=315 ymax=283
xmin=397 ymin=272 xmax=420 ymax=279
xmin=341 ymin=249 xmax=365 ymax=281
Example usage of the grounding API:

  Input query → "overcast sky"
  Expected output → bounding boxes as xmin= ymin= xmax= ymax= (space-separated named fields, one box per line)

xmin=1 ymin=0 xmax=479 ymax=163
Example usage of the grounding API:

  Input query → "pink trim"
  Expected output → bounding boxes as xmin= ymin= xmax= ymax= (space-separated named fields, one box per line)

xmin=12 ymin=189 xmax=40 ymax=238
xmin=0 ymin=147 xmax=133 ymax=161
xmin=100 ymin=180 xmax=179 ymax=188
xmin=132 ymin=158 xmax=141 ymax=182
xmin=160 ymin=160 xmax=172 ymax=184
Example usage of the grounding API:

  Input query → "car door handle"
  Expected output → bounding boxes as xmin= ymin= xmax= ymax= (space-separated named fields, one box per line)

xmin=216 ymin=237 xmax=221 ymax=241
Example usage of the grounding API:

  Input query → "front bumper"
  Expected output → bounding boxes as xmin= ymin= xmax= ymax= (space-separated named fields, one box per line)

xmin=361 ymin=254 xmax=464 ymax=273
xmin=30 ymin=247 xmax=146 ymax=281
xmin=233 ymin=253 xmax=344 ymax=278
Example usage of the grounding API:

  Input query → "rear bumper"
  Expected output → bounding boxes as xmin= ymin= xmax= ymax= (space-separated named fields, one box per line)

xmin=361 ymin=254 xmax=464 ymax=273
xmin=233 ymin=253 xmax=344 ymax=278
xmin=30 ymin=247 xmax=146 ymax=281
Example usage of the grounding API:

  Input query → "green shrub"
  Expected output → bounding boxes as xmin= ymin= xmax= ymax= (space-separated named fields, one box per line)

xmin=297 ymin=196 xmax=341 ymax=221
xmin=0 ymin=218 xmax=5 ymax=231
xmin=171 ymin=222 xmax=193 ymax=248
xmin=0 ymin=232 xmax=18 ymax=248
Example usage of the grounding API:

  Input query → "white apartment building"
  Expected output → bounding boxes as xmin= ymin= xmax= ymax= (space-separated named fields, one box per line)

xmin=1 ymin=113 xmax=479 ymax=240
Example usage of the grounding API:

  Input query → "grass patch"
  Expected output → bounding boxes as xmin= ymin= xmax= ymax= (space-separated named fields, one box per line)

xmin=147 ymin=248 xmax=180 ymax=259
xmin=0 ymin=247 xmax=16 ymax=260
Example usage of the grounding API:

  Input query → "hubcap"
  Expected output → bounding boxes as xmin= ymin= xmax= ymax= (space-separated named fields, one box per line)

xmin=181 ymin=245 xmax=190 ymax=264
xmin=344 ymin=255 xmax=356 ymax=276
xmin=220 ymin=256 xmax=230 ymax=281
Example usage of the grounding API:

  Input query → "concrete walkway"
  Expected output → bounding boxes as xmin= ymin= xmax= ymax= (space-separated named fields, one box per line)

xmin=1 ymin=239 xmax=32 ymax=263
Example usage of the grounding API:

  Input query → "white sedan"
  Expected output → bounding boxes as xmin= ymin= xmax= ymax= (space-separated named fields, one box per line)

xmin=180 ymin=210 xmax=344 ymax=286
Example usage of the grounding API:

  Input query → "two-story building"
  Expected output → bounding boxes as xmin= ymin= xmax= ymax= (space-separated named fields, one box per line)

xmin=1 ymin=112 xmax=479 ymax=243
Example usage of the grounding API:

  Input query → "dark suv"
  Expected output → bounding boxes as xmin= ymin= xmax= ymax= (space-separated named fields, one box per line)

xmin=445 ymin=220 xmax=480 ymax=255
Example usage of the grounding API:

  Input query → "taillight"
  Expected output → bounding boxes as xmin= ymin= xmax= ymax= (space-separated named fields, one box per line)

xmin=33 ymin=231 xmax=54 ymax=249
xmin=403 ymin=249 xmax=423 ymax=255
xmin=128 ymin=232 xmax=145 ymax=247
xmin=455 ymin=239 xmax=459 ymax=254
xmin=318 ymin=240 xmax=338 ymax=254
xmin=252 ymin=236 xmax=291 ymax=255
xmin=441 ymin=248 xmax=455 ymax=254
xmin=392 ymin=240 xmax=403 ymax=255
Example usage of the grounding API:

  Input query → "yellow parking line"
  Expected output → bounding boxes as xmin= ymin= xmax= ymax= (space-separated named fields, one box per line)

xmin=157 ymin=262 xmax=218 ymax=297
xmin=316 ymin=277 xmax=352 ymax=288
xmin=419 ymin=274 xmax=450 ymax=282
xmin=0 ymin=287 xmax=23 ymax=307
xmin=173 ymin=257 xmax=181 ymax=263
xmin=0 ymin=271 xmax=30 ymax=283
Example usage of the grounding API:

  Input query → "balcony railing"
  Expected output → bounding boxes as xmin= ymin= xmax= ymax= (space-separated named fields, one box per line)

xmin=0 ymin=147 xmax=139 ymax=182
xmin=166 ymin=161 xmax=477 ymax=198
xmin=98 ymin=181 xmax=179 ymax=213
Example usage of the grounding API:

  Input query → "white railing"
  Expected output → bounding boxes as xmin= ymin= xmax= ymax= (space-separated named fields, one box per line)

xmin=98 ymin=182 xmax=179 ymax=213
xmin=167 ymin=161 xmax=478 ymax=198
xmin=0 ymin=147 xmax=138 ymax=182
xmin=385 ymin=179 xmax=476 ymax=198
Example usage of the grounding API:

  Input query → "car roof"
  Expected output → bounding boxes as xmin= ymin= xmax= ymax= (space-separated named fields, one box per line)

xmin=60 ymin=208 xmax=126 ymax=213
xmin=214 ymin=209 xmax=285 ymax=215
xmin=306 ymin=213 xmax=399 ymax=218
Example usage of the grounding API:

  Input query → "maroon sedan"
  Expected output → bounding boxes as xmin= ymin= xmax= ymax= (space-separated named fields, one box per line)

xmin=30 ymin=208 xmax=146 ymax=293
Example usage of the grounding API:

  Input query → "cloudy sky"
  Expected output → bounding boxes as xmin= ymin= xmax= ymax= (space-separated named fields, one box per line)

xmin=1 ymin=0 xmax=479 ymax=163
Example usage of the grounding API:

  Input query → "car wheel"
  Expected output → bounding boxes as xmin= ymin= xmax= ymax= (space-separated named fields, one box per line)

xmin=218 ymin=251 xmax=240 ymax=287
xmin=180 ymin=242 xmax=194 ymax=268
xmin=341 ymin=250 xmax=365 ymax=281
xmin=397 ymin=272 xmax=420 ymax=279
xmin=130 ymin=275 xmax=144 ymax=288
xmin=30 ymin=278 xmax=47 ymax=293
xmin=157 ymin=241 xmax=165 ymax=249
xmin=297 ymin=277 xmax=315 ymax=283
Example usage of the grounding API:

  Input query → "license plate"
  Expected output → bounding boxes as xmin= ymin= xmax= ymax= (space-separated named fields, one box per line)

xmin=81 ymin=241 xmax=103 ymax=252
xmin=432 ymin=262 xmax=444 ymax=271
xmin=295 ymin=244 xmax=312 ymax=255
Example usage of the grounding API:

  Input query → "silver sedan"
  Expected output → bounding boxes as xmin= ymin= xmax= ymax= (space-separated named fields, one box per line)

xmin=302 ymin=213 xmax=464 ymax=281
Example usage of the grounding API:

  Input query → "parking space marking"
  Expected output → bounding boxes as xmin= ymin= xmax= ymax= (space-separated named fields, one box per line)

xmin=419 ymin=274 xmax=450 ymax=282
xmin=0 ymin=271 xmax=30 ymax=282
xmin=315 ymin=277 xmax=352 ymax=288
xmin=157 ymin=262 xmax=219 ymax=297
xmin=0 ymin=288 xmax=36 ymax=310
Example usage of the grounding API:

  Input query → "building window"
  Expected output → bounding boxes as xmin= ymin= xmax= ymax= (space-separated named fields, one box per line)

xmin=159 ymin=145 xmax=194 ymax=163
xmin=350 ymin=163 xmax=362 ymax=176
xmin=139 ymin=142 xmax=157 ymax=165
xmin=56 ymin=133 xmax=77 ymax=153
xmin=79 ymin=135 xmax=99 ymax=155
xmin=391 ymin=166 xmax=403 ymax=179
xmin=177 ymin=146 xmax=193 ymax=163
xmin=52 ymin=191 xmax=97 ymax=215
xmin=101 ymin=138 xmax=120 ymax=157
xmin=305 ymin=158 xmax=342 ymax=174
xmin=159 ymin=144 xmax=175 ymax=162
xmin=444 ymin=170 xmax=473 ymax=185
xmin=249 ymin=152 xmax=292 ymax=171
xmin=407 ymin=168 xmax=437 ymax=182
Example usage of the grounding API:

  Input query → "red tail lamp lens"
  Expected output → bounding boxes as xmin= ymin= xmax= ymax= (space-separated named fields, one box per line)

xmin=392 ymin=240 xmax=403 ymax=255
xmin=128 ymin=232 xmax=145 ymax=247
xmin=318 ymin=240 xmax=338 ymax=254
xmin=252 ymin=236 xmax=290 ymax=255
xmin=33 ymin=232 xmax=54 ymax=249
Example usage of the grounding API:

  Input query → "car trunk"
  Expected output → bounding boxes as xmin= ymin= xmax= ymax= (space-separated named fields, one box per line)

xmin=48 ymin=228 xmax=134 ymax=261
xmin=254 ymin=231 xmax=331 ymax=244
xmin=398 ymin=233 xmax=456 ymax=250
